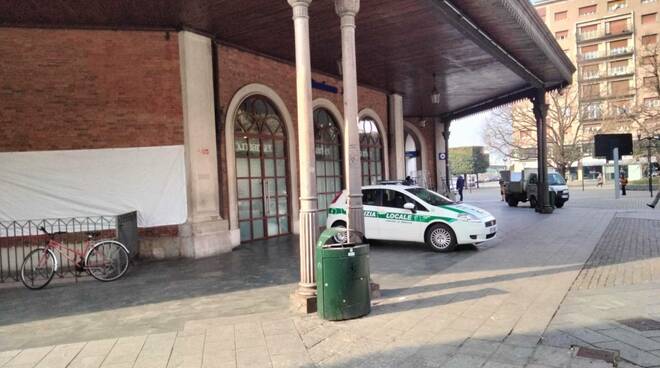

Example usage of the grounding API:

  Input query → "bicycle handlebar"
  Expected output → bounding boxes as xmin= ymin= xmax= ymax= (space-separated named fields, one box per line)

xmin=39 ymin=227 xmax=66 ymax=237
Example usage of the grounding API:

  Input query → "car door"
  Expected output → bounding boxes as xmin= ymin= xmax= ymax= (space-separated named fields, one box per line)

xmin=379 ymin=189 xmax=425 ymax=241
xmin=361 ymin=189 xmax=382 ymax=240
xmin=527 ymin=173 xmax=538 ymax=199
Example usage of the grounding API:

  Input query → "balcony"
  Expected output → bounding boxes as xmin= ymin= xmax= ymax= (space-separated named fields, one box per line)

xmin=577 ymin=47 xmax=634 ymax=62
xmin=581 ymin=88 xmax=635 ymax=102
xmin=581 ymin=112 xmax=603 ymax=121
xmin=580 ymin=71 xmax=603 ymax=81
xmin=608 ymin=66 xmax=634 ymax=77
xmin=576 ymin=21 xmax=634 ymax=43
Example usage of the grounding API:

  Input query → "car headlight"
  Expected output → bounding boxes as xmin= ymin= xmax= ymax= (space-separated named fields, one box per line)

xmin=457 ymin=213 xmax=481 ymax=223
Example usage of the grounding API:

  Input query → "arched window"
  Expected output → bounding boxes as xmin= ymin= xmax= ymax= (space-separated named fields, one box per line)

xmin=234 ymin=96 xmax=290 ymax=242
xmin=314 ymin=108 xmax=343 ymax=226
xmin=358 ymin=117 xmax=384 ymax=185
xmin=404 ymin=129 xmax=422 ymax=181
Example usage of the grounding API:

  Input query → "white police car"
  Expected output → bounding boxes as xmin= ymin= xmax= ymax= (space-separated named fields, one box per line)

xmin=326 ymin=183 xmax=497 ymax=252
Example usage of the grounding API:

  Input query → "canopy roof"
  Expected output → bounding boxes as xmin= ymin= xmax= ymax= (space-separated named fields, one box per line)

xmin=0 ymin=0 xmax=575 ymax=120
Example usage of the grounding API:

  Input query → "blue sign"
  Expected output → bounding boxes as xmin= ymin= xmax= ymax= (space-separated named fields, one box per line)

xmin=438 ymin=152 xmax=447 ymax=160
xmin=312 ymin=79 xmax=338 ymax=94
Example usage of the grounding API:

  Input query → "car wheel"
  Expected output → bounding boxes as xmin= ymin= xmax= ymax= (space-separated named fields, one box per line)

xmin=331 ymin=221 xmax=347 ymax=243
xmin=506 ymin=197 xmax=518 ymax=207
xmin=555 ymin=200 xmax=565 ymax=208
xmin=425 ymin=223 xmax=457 ymax=252
xmin=529 ymin=196 xmax=537 ymax=209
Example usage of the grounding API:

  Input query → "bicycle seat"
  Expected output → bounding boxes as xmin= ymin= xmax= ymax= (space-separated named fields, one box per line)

xmin=86 ymin=231 xmax=101 ymax=238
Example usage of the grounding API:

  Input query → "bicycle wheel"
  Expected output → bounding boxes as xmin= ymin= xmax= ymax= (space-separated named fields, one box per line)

xmin=21 ymin=248 xmax=56 ymax=290
xmin=85 ymin=241 xmax=129 ymax=282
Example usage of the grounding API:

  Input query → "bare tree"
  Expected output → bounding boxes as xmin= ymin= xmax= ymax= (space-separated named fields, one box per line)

xmin=484 ymin=85 xmax=584 ymax=176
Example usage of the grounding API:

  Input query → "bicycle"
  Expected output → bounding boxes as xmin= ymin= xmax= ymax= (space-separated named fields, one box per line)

xmin=20 ymin=226 xmax=130 ymax=290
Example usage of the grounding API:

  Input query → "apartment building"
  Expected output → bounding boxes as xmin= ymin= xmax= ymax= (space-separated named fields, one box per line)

xmin=533 ymin=0 xmax=659 ymax=180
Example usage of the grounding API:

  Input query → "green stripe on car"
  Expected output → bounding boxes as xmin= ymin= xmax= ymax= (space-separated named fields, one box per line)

xmin=328 ymin=207 xmax=455 ymax=223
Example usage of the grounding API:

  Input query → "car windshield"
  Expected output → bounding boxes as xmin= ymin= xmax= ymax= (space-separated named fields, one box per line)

xmin=405 ymin=188 xmax=455 ymax=206
xmin=548 ymin=173 xmax=566 ymax=185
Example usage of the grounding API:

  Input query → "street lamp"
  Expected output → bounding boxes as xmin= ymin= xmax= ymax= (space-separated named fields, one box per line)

xmin=637 ymin=133 xmax=659 ymax=197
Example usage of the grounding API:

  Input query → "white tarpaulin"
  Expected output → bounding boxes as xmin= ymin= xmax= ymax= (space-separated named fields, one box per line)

xmin=0 ymin=145 xmax=187 ymax=227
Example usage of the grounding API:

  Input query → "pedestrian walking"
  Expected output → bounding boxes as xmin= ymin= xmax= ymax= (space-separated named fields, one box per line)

xmin=402 ymin=176 xmax=414 ymax=185
xmin=596 ymin=173 xmax=603 ymax=188
xmin=648 ymin=191 xmax=660 ymax=208
xmin=620 ymin=173 xmax=628 ymax=196
xmin=498 ymin=178 xmax=505 ymax=201
xmin=456 ymin=175 xmax=465 ymax=202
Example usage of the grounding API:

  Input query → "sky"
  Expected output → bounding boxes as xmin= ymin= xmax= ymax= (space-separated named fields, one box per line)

xmin=448 ymin=111 xmax=507 ymax=165
xmin=448 ymin=113 xmax=489 ymax=148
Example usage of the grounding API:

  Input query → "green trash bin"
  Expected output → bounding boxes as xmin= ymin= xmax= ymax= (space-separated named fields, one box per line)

xmin=316 ymin=228 xmax=371 ymax=321
xmin=548 ymin=190 xmax=557 ymax=208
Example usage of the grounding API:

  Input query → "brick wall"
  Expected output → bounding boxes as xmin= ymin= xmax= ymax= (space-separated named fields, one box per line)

xmin=216 ymin=44 xmax=390 ymax=220
xmin=0 ymin=28 xmax=183 ymax=152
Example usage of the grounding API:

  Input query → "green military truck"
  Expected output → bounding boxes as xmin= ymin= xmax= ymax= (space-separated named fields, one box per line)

xmin=501 ymin=169 xmax=569 ymax=208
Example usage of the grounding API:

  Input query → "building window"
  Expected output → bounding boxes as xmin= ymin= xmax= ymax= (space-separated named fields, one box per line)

xmin=580 ymin=44 xmax=599 ymax=60
xmin=555 ymin=30 xmax=568 ymax=40
xmin=358 ymin=117 xmax=384 ymax=186
xmin=607 ymin=0 xmax=627 ymax=12
xmin=582 ymin=64 xmax=600 ymax=79
xmin=642 ymin=34 xmax=658 ymax=46
xmin=234 ymin=95 xmax=291 ymax=242
xmin=642 ymin=0 xmax=656 ymax=4
xmin=644 ymin=97 xmax=660 ymax=108
xmin=555 ymin=11 xmax=568 ymax=21
xmin=610 ymin=79 xmax=631 ymax=96
xmin=610 ymin=100 xmax=632 ymax=116
xmin=313 ymin=108 xmax=343 ymax=227
xmin=609 ymin=60 xmax=629 ymax=76
xmin=609 ymin=39 xmax=629 ymax=55
xmin=582 ymin=83 xmax=601 ymax=98
xmin=582 ymin=103 xmax=602 ymax=120
xmin=578 ymin=24 xmax=599 ymax=41
xmin=642 ymin=13 xmax=657 ymax=25
xmin=607 ymin=19 xmax=630 ymax=35
xmin=644 ymin=76 xmax=658 ymax=88
xmin=642 ymin=56 xmax=656 ymax=65
xmin=579 ymin=5 xmax=597 ymax=16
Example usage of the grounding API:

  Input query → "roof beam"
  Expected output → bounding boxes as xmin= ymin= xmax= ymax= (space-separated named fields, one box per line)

xmin=430 ymin=0 xmax=544 ymax=89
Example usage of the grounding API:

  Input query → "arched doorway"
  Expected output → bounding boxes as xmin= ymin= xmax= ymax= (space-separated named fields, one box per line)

xmin=314 ymin=108 xmax=343 ymax=226
xmin=404 ymin=129 xmax=422 ymax=181
xmin=234 ymin=95 xmax=290 ymax=242
xmin=358 ymin=116 xmax=384 ymax=185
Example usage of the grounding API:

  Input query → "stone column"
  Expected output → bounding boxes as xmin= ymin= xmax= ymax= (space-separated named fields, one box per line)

xmin=443 ymin=121 xmax=452 ymax=194
xmin=288 ymin=0 xmax=318 ymax=313
xmin=178 ymin=31 xmax=232 ymax=258
xmin=388 ymin=94 xmax=405 ymax=180
xmin=435 ymin=119 xmax=451 ymax=195
xmin=533 ymin=89 xmax=554 ymax=214
xmin=336 ymin=0 xmax=364 ymax=234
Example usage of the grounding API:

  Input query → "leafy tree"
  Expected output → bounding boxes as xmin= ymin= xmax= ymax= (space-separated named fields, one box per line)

xmin=449 ymin=146 xmax=489 ymax=179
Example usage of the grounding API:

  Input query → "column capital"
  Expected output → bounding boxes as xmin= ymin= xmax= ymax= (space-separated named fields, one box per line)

xmin=288 ymin=0 xmax=312 ymax=18
xmin=334 ymin=0 xmax=360 ymax=17
xmin=533 ymin=101 xmax=549 ymax=121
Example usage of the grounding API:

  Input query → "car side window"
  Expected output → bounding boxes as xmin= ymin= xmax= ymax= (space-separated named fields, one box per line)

xmin=382 ymin=189 xmax=427 ymax=211
xmin=362 ymin=189 xmax=382 ymax=206
xmin=528 ymin=174 xmax=538 ymax=185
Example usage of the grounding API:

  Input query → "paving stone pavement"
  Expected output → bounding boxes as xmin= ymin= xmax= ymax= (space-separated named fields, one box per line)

xmin=2 ymin=188 xmax=657 ymax=367
xmin=0 ymin=191 xmax=628 ymax=367
xmin=542 ymin=210 xmax=660 ymax=368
